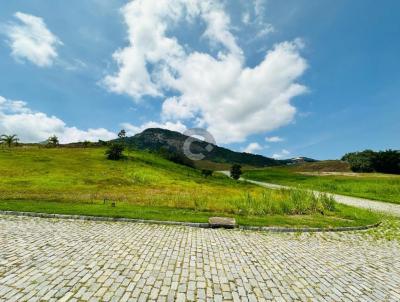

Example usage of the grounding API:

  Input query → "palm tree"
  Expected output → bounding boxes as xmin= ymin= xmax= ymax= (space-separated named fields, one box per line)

xmin=0 ymin=134 xmax=19 ymax=147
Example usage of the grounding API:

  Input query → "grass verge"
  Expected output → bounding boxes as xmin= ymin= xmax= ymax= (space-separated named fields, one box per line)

xmin=0 ymin=200 xmax=380 ymax=228
xmin=243 ymin=167 xmax=400 ymax=204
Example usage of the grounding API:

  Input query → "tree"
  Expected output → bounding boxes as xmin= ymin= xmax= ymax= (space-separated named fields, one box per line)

xmin=82 ymin=141 xmax=91 ymax=148
xmin=118 ymin=129 xmax=126 ymax=139
xmin=47 ymin=135 xmax=59 ymax=146
xmin=201 ymin=169 xmax=213 ymax=178
xmin=0 ymin=134 xmax=19 ymax=147
xmin=342 ymin=150 xmax=375 ymax=172
xmin=230 ymin=164 xmax=242 ymax=180
xmin=106 ymin=143 xmax=125 ymax=160
xmin=342 ymin=149 xmax=400 ymax=174
xmin=373 ymin=150 xmax=400 ymax=174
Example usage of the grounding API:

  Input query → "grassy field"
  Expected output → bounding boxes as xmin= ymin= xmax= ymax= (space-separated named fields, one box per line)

xmin=0 ymin=146 xmax=380 ymax=227
xmin=243 ymin=165 xmax=400 ymax=204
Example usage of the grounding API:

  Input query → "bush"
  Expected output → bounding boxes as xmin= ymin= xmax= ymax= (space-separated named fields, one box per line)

xmin=230 ymin=164 xmax=242 ymax=180
xmin=106 ymin=143 xmax=125 ymax=160
xmin=201 ymin=169 xmax=213 ymax=178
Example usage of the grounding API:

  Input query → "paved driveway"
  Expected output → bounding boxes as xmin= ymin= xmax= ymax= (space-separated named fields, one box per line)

xmin=0 ymin=215 xmax=399 ymax=301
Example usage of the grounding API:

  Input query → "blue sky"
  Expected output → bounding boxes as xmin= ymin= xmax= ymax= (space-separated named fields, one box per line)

xmin=0 ymin=0 xmax=399 ymax=159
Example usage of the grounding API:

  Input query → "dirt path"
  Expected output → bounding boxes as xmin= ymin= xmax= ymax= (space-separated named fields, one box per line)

xmin=219 ymin=171 xmax=400 ymax=217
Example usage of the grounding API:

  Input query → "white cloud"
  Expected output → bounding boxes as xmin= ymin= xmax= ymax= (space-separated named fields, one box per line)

xmin=121 ymin=121 xmax=187 ymax=136
xmin=0 ymin=96 xmax=115 ymax=143
xmin=4 ymin=12 xmax=62 ymax=67
xmin=272 ymin=149 xmax=290 ymax=159
xmin=242 ymin=12 xmax=250 ymax=24
xmin=103 ymin=0 xmax=308 ymax=144
xmin=243 ymin=142 xmax=263 ymax=154
xmin=265 ymin=136 xmax=284 ymax=142
xmin=102 ymin=0 xmax=240 ymax=99
xmin=256 ymin=24 xmax=275 ymax=38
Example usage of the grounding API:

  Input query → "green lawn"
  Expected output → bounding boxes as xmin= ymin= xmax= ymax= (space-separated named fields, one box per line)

xmin=0 ymin=146 xmax=380 ymax=227
xmin=243 ymin=167 xmax=400 ymax=204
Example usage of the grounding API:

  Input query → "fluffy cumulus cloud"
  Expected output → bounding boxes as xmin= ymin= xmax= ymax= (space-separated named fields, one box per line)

xmin=103 ymin=0 xmax=308 ymax=144
xmin=0 ymin=96 xmax=115 ymax=143
xmin=265 ymin=136 xmax=284 ymax=142
xmin=243 ymin=142 xmax=263 ymax=154
xmin=272 ymin=149 xmax=290 ymax=159
xmin=4 ymin=12 xmax=62 ymax=67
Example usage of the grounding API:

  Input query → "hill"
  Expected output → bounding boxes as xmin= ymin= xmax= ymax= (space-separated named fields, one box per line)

xmin=0 ymin=146 xmax=377 ymax=227
xmin=288 ymin=160 xmax=351 ymax=172
xmin=118 ymin=128 xmax=304 ymax=168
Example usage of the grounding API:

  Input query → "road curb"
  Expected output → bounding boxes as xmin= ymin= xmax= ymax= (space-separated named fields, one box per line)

xmin=239 ymin=222 xmax=381 ymax=233
xmin=0 ymin=210 xmax=381 ymax=233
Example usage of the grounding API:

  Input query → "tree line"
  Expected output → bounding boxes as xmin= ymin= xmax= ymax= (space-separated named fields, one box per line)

xmin=342 ymin=149 xmax=400 ymax=174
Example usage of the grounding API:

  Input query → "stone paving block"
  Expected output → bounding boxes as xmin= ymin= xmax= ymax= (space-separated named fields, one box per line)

xmin=0 ymin=215 xmax=399 ymax=301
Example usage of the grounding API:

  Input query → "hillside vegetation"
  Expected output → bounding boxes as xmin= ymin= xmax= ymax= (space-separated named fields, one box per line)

xmin=244 ymin=164 xmax=400 ymax=204
xmin=0 ymin=146 xmax=378 ymax=227
xmin=342 ymin=149 xmax=400 ymax=174
xmin=288 ymin=160 xmax=351 ymax=172
xmin=119 ymin=128 xmax=297 ymax=167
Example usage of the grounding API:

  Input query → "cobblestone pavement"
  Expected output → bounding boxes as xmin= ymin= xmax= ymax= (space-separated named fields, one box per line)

xmin=1 ymin=215 xmax=399 ymax=302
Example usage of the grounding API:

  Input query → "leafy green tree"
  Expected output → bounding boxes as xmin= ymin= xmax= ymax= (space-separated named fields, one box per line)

xmin=342 ymin=150 xmax=375 ymax=172
xmin=98 ymin=140 xmax=108 ymax=146
xmin=373 ymin=150 xmax=400 ymax=174
xmin=47 ymin=135 xmax=59 ymax=147
xmin=0 ymin=134 xmax=19 ymax=147
xmin=82 ymin=141 xmax=91 ymax=148
xmin=106 ymin=143 xmax=125 ymax=160
xmin=230 ymin=164 xmax=242 ymax=180
xmin=118 ymin=129 xmax=126 ymax=139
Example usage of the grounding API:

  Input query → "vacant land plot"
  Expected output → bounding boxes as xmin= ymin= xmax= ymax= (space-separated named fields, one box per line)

xmin=0 ymin=147 xmax=379 ymax=227
xmin=244 ymin=166 xmax=400 ymax=204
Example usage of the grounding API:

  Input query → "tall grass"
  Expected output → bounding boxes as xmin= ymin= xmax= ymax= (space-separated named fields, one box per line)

xmin=231 ymin=189 xmax=336 ymax=216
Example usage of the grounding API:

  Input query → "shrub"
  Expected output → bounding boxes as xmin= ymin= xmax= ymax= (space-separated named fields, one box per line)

xmin=106 ymin=143 xmax=125 ymax=160
xmin=230 ymin=164 xmax=242 ymax=180
xmin=201 ymin=169 xmax=213 ymax=178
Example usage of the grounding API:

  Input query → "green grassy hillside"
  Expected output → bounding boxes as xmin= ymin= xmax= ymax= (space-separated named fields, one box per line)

xmin=244 ymin=166 xmax=400 ymax=204
xmin=0 ymin=146 xmax=379 ymax=227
